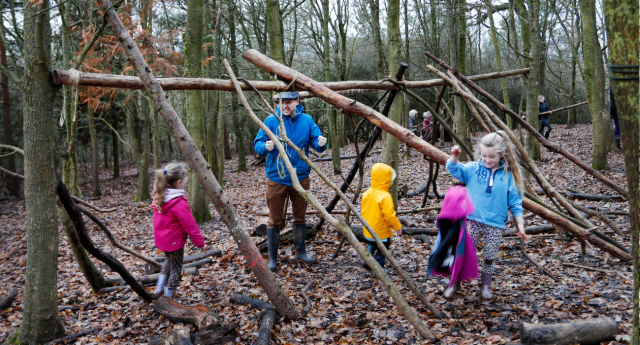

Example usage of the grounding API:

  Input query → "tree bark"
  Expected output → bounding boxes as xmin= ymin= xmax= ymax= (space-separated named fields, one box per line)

xmin=603 ymin=0 xmax=639 ymax=339
xmin=579 ymin=0 xmax=609 ymax=169
xmin=487 ymin=1 xmax=512 ymax=128
xmin=97 ymin=0 xmax=299 ymax=320
xmin=229 ymin=2 xmax=246 ymax=173
xmin=151 ymin=108 xmax=162 ymax=169
xmin=19 ymin=1 xmax=67 ymax=341
xmin=520 ymin=318 xmax=619 ymax=345
xmin=112 ymin=119 xmax=120 ymax=178
xmin=87 ymin=92 xmax=102 ymax=197
xmin=185 ymin=0 xmax=212 ymax=222
xmin=152 ymin=297 xmax=219 ymax=331
xmin=525 ymin=0 xmax=541 ymax=160
xmin=266 ymin=0 xmax=284 ymax=63
xmin=0 ymin=28 xmax=17 ymax=197
xmin=382 ymin=0 xmax=402 ymax=208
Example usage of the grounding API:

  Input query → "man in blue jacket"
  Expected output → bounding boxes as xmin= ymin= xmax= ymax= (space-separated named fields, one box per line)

xmin=254 ymin=91 xmax=327 ymax=271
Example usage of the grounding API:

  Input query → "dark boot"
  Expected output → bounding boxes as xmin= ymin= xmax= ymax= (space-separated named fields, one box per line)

xmin=293 ymin=224 xmax=317 ymax=265
xmin=443 ymin=281 xmax=460 ymax=299
xmin=267 ymin=228 xmax=280 ymax=272
xmin=616 ymin=139 xmax=622 ymax=150
xmin=544 ymin=130 xmax=550 ymax=139
xmin=479 ymin=272 xmax=493 ymax=300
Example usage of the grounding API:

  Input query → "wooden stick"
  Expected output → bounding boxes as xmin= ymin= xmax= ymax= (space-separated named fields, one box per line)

xmin=0 ymin=289 xmax=17 ymax=310
xmin=44 ymin=329 xmax=95 ymax=345
xmin=538 ymin=101 xmax=588 ymax=116
xmin=520 ymin=238 xmax=559 ymax=281
xmin=424 ymin=51 xmax=628 ymax=199
xmin=97 ymin=0 xmax=298 ymax=320
xmin=301 ymin=280 xmax=314 ymax=316
xmin=224 ymin=59 xmax=439 ymax=339
xmin=51 ymin=68 xmax=530 ymax=92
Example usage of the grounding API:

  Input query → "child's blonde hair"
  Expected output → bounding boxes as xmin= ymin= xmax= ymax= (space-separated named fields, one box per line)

xmin=473 ymin=131 xmax=524 ymax=194
xmin=152 ymin=162 xmax=189 ymax=211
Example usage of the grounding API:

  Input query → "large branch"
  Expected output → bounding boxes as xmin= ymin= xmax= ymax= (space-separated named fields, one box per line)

xmin=240 ymin=49 xmax=631 ymax=262
xmin=51 ymin=68 xmax=529 ymax=92
xmin=538 ymin=101 xmax=588 ymax=116
xmin=424 ymin=51 xmax=628 ymax=199
xmin=96 ymin=0 xmax=298 ymax=320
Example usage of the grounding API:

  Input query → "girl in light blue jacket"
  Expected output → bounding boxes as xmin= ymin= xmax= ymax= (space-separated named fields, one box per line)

xmin=446 ymin=131 xmax=528 ymax=300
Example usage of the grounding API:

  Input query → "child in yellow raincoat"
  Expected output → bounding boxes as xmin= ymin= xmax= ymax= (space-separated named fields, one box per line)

xmin=361 ymin=163 xmax=403 ymax=272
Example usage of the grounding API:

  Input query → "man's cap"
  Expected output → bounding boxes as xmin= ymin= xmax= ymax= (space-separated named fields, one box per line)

xmin=276 ymin=91 xmax=299 ymax=101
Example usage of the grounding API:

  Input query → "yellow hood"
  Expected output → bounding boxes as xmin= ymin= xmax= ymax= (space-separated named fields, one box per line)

xmin=370 ymin=163 xmax=393 ymax=191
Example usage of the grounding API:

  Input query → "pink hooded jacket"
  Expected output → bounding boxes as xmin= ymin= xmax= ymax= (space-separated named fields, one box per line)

xmin=153 ymin=196 xmax=205 ymax=252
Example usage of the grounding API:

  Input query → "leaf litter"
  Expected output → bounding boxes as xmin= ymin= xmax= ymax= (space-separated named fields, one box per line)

xmin=0 ymin=124 xmax=634 ymax=344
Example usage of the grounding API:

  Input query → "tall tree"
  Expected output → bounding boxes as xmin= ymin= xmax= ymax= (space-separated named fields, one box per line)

xmin=579 ymin=0 xmax=609 ymax=169
xmin=87 ymin=91 xmax=102 ymax=196
xmin=603 ymin=0 xmax=639 ymax=340
xmin=266 ymin=0 xmax=284 ymax=63
xmin=381 ymin=0 xmax=401 ymax=207
xmin=229 ymin=1 xmax=247 ymax=172
xmin=487 ymin=1 xmax=512 ymax=128
xmin=0 ymin=24 xmax=17 ymax=196
xmin=206 ymin=0 xmax=225 ymax=184
xmin=18 ymin=0 xmax=66 ymax=342
xmin=185 ymin=0 xmax=213 ymax=222
xmin=448 ymin=0 xmax=469 ymax=160
xmin=323 ymin=0 xmax=340 ymax=174
xmin=370 ymin=0 xmax=385 ymax=80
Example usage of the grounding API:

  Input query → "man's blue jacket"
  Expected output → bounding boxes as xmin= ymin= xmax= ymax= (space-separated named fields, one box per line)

xmin=254 ymin=104 xmax=326 ymax=186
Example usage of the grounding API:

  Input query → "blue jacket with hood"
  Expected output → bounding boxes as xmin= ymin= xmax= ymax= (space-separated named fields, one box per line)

xmin=446 ymin=159 xmax=523 ymax=229
xmin=254 ymin=103 xmax=326 ymax=186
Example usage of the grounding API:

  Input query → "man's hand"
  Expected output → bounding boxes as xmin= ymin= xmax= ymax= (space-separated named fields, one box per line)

xmin=318 ymin=136 xmax=327 ymax=147
xmin=450 ymin=145 xmax=461 ymax=162
xmin=265 ymin=140 xmax=274 ymax=151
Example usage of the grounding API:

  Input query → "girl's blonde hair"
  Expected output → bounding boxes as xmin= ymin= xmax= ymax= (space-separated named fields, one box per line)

xmin=538 ymin=95 xmax=545 ymax=102
xmin=473 ymin=131 xmax=524 ymax=194
xmin=152 ymin=162 xmax=189 ymax=211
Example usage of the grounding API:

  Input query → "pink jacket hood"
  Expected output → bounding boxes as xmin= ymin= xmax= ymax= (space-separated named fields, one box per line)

xmin=438 ymin=186 xmax=475 ymax=221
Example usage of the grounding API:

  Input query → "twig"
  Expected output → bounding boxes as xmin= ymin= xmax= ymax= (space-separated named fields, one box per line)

xmin=301 ymin=280 xmax=314 ymax=316
xmin=79 ymin=205 xmax=162 ymax=268
xmin=45 ymin=329 xmax=95 ymax=345
xmin=396 ymin=206 xmax=441 ymax=215
xmin=550 ymin=255 xmax=622 ymax=275
xmin=520 ymin=238 xmax=559 ymax=281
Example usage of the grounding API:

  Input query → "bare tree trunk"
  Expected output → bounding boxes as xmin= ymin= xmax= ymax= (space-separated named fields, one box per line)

xmin=488 ymin=1 xmax=512 ymax=128
xmin=525 ymin=0 xmax=541 ymax=160
xmin=185 ymin=0 xmax=212 ymax=222
xmin=382 ymin=0 xmax=402 ymax=208
xmin=19 ymin=0 xmax=66 ymax=341
xmin=579 ymin=0 xmax=608 ymax=170
xmin=229 ymin=1 xmax=247 ymax=172
xmin=603 ymin=0 xmax=639 ymax=339
xmin=266 ymin=0 xmax=284 ymax=63
xmin=88 ymin=91 xmax=102 ymax=197
xmin=152 ymin=108 xmax=162 ymax=169
xmin=113 ymin=119 xmax=120 ymax=178
xmin=0 ymin=28 xmax=17 ymax=196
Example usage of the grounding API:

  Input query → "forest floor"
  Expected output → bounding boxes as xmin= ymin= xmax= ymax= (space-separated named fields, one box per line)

xmin=0 ymin=124 xmax=635 ymax=344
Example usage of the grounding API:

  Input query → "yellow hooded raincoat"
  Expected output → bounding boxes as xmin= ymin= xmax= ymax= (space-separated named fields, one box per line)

xmin=362 ymin=163 xmax=402 ymax=240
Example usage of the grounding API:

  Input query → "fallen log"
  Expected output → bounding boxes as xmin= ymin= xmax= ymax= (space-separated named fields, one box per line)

xmin=256 ymin=209 xmax=348 ymax=216
xmin=145 ymin=249 xmax=221 ymax=274
xmin=52 ymin=68 xmax=529 ymax=92
xmin=0 ymin=289 xmax=18 ymax=310
xmin=538 ymin=101 xmax=588 ymax=116
xmin=398 ymin=216 xmax=417 ymax=228
xmin=534 ymin=189 xmax=624 ymax=202
xmin=503 ymin=225 xmax=556 ymax=237
xmin=152 ymin=296 xmax=220 ymax=331
xmin=98 ymin=0 xmax=298 ymax=320
xmin=424 ymin=51 xmax=628 ymax=199
xmin=519 ymin=318 xmax=619 ymax=345
xmin=396 ymin=206 xmax=441 ymax=214
xmin=191 ymin=323 xmax=237 ymax=345
xmin=106 ymin=267 xmax=199 ymax=286
xmin=230 ymin=294 xmax=280 ymax=345
xmin=148 ymin=324 xmax=193 ymax=345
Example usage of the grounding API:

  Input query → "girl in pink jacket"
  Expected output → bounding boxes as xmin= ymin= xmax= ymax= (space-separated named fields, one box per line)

xmin=151 ymin=162 xmax=207 ymax=299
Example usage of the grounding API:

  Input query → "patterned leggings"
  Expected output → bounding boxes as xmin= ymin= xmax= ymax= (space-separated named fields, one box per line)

xmin=467 ymin=220 xmax=502 ymax=275
xmin=160 ymin=248 xmax=184 ymax=292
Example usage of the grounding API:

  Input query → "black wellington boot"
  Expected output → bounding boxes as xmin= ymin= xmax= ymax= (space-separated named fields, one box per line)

xmin=267 ymin=228 xmax=280 ymax=272
xmin=293 ymin=224 xmax=317 ymax=265
xmin=616 ymin=139 xmax=622 ymax=150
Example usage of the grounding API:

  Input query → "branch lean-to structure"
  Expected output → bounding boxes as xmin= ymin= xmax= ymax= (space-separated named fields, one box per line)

xmin=51 ymin=68 xmax=529 ymax=92
xmin=223 ymin=59 xmax=440 ymax=341
xmin=429 ymin=66 xmax=629 ymax=258
xmin=96 ymin=0 xmax=299 ymax=320
xmin=423 ymin=51 xmax=628 ymax=199
xmin=241 ymin=48 xmax=631 ymax=262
